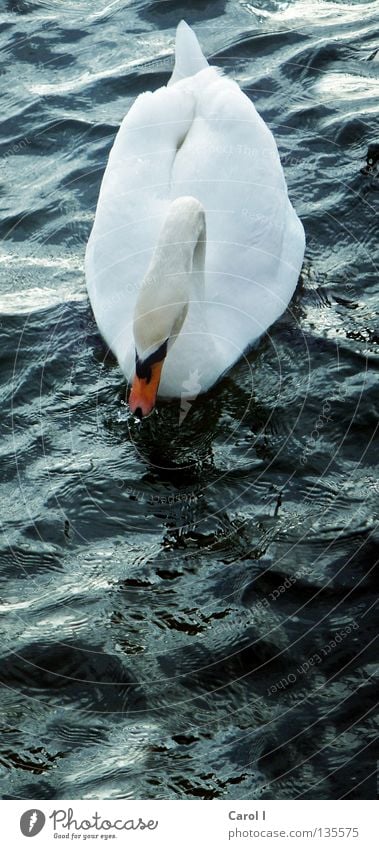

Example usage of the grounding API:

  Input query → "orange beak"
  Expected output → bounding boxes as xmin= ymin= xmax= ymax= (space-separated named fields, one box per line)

xmin=129 ymin=359 xmax=164 ymax=418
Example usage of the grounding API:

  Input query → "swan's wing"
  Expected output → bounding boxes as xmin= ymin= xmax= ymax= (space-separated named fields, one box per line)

xmin=170 ymin=71 xmax=305 ymax=361
xmin=85 ymin=83 xmax=196 ymax=368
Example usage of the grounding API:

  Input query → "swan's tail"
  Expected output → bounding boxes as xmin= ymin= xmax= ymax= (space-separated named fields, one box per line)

xmin=169 ymin=20 xmax=208 ymax=86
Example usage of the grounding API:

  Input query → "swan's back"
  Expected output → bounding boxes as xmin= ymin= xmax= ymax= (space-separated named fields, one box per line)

xmin=85 ymin=21 xmax=305 ymax=393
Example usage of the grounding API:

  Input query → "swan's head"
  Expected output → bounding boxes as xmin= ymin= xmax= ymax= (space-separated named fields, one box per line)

xmin=128 ymin=196 xmax=206 ymax=418
xmin=129 ymin=298 xmax=188 ymax=418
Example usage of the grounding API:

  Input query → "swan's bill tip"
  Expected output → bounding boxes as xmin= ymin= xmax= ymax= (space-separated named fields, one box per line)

xmin=128 ymin=358 xmax=165 ymax=418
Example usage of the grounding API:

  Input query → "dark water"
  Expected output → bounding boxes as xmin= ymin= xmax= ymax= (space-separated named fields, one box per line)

xmin=0 ymin=0 xmax=378 ymax=801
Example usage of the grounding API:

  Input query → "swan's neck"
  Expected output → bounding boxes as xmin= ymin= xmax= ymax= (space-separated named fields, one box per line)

xmin=134 ymin=196 xmax=207 ymax=358
xmin=147 ymin=196 xmax=205 ymax=300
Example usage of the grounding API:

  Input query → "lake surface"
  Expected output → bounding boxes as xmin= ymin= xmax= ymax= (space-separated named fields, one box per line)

xmin=0 ymin=0 xmax=378 ymax=800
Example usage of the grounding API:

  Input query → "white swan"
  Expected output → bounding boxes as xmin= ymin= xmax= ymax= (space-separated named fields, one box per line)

xmin=85 ymin=20 xmax=305 ymax=417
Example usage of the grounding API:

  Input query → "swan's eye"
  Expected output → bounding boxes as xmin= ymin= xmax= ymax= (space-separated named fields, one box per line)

xmin=135 ymin=338 xmax=168 ymax=383
xmin=135 ymin=357 xmax=152 ymax=383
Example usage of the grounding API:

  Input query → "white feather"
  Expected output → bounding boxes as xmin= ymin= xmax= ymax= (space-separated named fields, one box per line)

xmin=85 ymin=21 xmax=305 ymax=397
